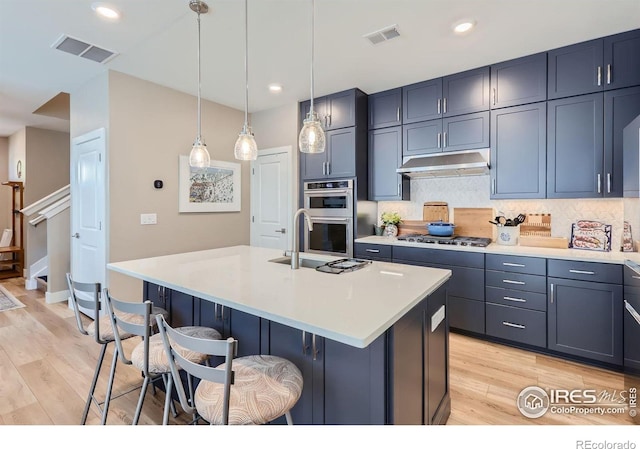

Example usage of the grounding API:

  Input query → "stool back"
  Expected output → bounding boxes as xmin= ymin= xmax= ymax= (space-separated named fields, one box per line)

xmin=66 ymin=272 xmax=105 ymax=344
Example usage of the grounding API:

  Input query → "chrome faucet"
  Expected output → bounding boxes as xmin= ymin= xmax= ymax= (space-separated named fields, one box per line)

xmin=291 ymin=208 xmax=313 ymax=269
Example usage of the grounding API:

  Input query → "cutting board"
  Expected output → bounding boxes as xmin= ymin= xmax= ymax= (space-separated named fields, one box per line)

xmin=423 ymin=202 xmax=449 ymax=222
xmin=452 ymin=208 xmax=494 ymax=240
xmin=398 ymin=220 xmax=429 ymax=236
xmin=520 ymin=213 xmax=552 ymax=237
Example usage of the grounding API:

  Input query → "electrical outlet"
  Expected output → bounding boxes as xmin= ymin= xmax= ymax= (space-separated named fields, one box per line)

xmin=140 ymin=213 xmax=157 ymax=225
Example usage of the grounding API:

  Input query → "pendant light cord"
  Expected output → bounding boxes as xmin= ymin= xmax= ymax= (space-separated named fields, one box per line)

xmin=244 ymin=0 xmax=249 ymax=130
xmin=196 ymin=8 xmax=202 ymax=140
xmin=309 ymin=0 xmax=315 ymax=114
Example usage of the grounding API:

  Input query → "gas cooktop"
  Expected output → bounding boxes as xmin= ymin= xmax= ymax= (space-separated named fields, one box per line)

xmin=397 ymin=233 xmax=492 ymax=247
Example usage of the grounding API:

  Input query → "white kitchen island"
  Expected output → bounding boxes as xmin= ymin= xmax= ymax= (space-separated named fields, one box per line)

xmin=108 ymin=245 xmax=452 ymax=425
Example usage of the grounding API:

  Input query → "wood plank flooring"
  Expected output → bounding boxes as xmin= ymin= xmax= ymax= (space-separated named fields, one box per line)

xmin=0 ymin=277 xmax=635 ymax=425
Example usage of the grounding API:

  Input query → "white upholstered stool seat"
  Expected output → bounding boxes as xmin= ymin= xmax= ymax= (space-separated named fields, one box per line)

xmin=195 ymin=355 xmax=303 ymax=425
xmin=87 ymin=307 xmax=169 ymax=341
xmin=131 ymin=326 xmax=222 ymax=374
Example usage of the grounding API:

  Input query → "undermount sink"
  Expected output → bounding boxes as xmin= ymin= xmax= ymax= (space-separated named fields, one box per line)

xmin=268 ymin=256 xmax=327 ymax=269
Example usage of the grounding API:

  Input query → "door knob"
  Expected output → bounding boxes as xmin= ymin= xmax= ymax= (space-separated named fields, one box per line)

xmin=275 ymin=228 xmax=286 ymax=234
xmin=72 ymin=233 xmax=80 ymax=238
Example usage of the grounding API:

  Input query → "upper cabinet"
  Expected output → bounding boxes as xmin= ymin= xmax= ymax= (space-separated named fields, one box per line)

xmin=490 ymin=53 xmax=547 ymax=109
xmin=300 ymin=88 xmax=365 ymax=131
xmin=369 ymin=88 xmax=402 ymax=129
xmin=402 ymin=67 xmax=490 ymax=124
xmin=548 ymin=29 xmax=640 ymax=100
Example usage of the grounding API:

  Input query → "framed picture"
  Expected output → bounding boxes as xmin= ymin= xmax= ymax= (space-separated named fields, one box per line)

xmin=178 ymin=155 xmax=241 ymax=212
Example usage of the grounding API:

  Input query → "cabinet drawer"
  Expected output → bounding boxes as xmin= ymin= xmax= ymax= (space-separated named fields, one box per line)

xmin=405 ymin=262 xmax=484 ymax=301
xmin=486 ymin=286 xmax=547 ymax=312
xmin=548 ymin=259 xmax=622 ymax=284
xmin=486 ymin=254 xmax=546 ymax=275
xmin=354 ymin=243 xmax=392 ymax=261
xmin=449 ymin=295 xmax=485 ymax=334
xmin=392 ymin=246 xmax=484 ymax=269
xmin=624 ymin=263 xmax=640 ymax=287
xmin=486 ymin=303 xmax=546 ymax=348
xmin=486 ymin=270 xmax=547 ymax=293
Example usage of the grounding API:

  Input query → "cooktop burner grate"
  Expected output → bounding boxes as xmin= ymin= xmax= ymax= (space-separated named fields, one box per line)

xmin=397 ymin=233 xmax=492 ymax=247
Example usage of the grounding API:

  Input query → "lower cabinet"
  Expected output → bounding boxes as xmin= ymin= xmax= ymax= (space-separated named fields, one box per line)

xmin=354 ymin=242 xmax=392 ymax=262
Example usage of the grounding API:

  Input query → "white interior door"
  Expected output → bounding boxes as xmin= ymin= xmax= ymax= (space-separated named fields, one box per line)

xmin=250 ymin=146 xmax=291 ymax=251
xmin=70 ymin=128 xmax=107 ymax=318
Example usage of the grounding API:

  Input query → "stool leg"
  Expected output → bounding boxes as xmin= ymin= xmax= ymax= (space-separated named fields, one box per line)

xmin=285 ymin=411 xmax=294 ymax=425
xmin=100 ymin=346 xmax=119 ymax=425
xmin=82 ymin=343 xmax=107 ymax=425
xmin=132 ymin=376 xmax=150 ymax=425
xmin=162 ymin=375 xmax=173 ymax=425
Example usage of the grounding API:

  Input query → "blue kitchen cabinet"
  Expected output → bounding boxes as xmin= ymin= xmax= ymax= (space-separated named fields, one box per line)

xmin=300 ymin=88 xmax=360 ymax=131
xmin=300 ymin=127 xmax=356 ymax=180
xmin=402 ymin=78 xmax=443 ymax=124
xmin=623 ymin=266 xmax=640 ymax=372
xmin=490 ymin=53 xmax=547 ymax=109
xmin=547 ymin=93 xmax=604 ymax=198
xmin=604 ymin=86 xmax=640 ymax=198
xmin=368 ymin=88 xmax=402 ymax=129
xmin=402 ymin=112 xmax=489 ymax=157
xmin=354 ymin=242 xmax=392 ymax=262
xmin=548 ymin=260 xmax=623 ymax=366
xmin=490 ymin=102 xmax=546 ymax=199
xmin=442 ymin=67 xmax=491 ymax=117
xmin=143 ymin=282 xmax=193 ymax=328
xmin=548 ymin=29 xmax=640 ymax=100
xmin=368 ymin=126 xmax=409 ymax=201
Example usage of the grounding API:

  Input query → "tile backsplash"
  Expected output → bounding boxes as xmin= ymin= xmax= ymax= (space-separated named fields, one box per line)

xmin=377 ymin=175 xmax=640 ymax=251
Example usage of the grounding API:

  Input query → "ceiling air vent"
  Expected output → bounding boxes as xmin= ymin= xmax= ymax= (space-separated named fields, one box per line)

xmin=51 ymin=34 xmax=118 ymax=64
xmin=363 ymin=24 xmax=400 ymax=45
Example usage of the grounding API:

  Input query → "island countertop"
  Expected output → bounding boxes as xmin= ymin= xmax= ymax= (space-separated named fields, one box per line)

xmin=107 ymin=245 xmax=451 ymax=348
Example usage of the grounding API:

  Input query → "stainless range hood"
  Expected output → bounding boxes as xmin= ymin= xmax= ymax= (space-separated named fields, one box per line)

xmin=396 ymin=148 xmax=490 ymax=178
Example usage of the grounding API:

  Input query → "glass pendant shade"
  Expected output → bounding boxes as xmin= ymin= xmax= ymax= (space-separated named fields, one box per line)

xmin=234 ymin=127 xmax=258 ymax=161
xmin=299 ymin=111 xmax=326 ymax=153
xmin=189 ymin=138 xmax=210 ymax=168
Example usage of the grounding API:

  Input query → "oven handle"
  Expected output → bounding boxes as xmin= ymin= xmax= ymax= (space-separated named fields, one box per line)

xmin=625 ymin=300 xmax=640 ymax=326
xmin=310 ymin=217 xmax=351 ymax=222
xmin=304 ymin=189 xmax=351 ymax=196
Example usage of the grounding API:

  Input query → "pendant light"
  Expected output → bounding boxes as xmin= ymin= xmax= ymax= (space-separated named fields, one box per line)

xmin=234 ymin=0 xmax=258 ymax=161
xmin=298 ymin=0 xmax=325 ymax=154
xmin=188 ymin=0 xmax=211 ymax=169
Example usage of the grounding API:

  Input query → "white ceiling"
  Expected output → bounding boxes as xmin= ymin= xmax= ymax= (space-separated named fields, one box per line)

xmin=0 ymin=0 xmax=639 ymax=137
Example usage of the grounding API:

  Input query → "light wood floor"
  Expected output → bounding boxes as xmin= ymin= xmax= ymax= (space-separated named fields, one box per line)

xmin=0 ymin=277 xmax=635 ymax=425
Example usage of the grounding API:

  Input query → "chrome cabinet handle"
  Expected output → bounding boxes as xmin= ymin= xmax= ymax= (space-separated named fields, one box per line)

xmin=633 ymin=276 xmax=640 ymax=280
xmin=312 ymin=333 xmax=319 ymax=361
xmin=503 ymin=279 xmax=525 ymax=285
xmin=437 ymin=132 xmax=441 ymax=148
xmin=492 ymin=88 xmax=496 ymax=105
xmin=607 ymin=173 xmax=611 ymax=193
xmin=396 ymin=107 xmax=400 ymax=122
xmin=503 ymin=296 xmax=526 ymax=303
xmin=597 ymin=173 xmax=602 ymax=194
xmin=503 ymin=262 xmax=525 ymax=268
xmin=301 ymin=331 xmax=309 ymax=355
xmin=607 ymin=64 xmax=611 ymax=84
xmin=625 ymin=300 xmax=640 ymax=326
xmin=443 ymin=131 xmax=447 ymax=148
xmin=503 ymin=321 xmax=526 ymax=329
xmin=597 ymin=66 xmax=602 ymax=86
xmin=326 ymin=162 xmax=330 ymax=175
xmin=437 ymin=98 xmax=441 ymax=114
xmin=397 ymin=183 xmax=401 ymax=197
xmin=443 ymin=98 xmax=447 ymax=114
xmin=275 ymin=228 xmax=286 ymax=234
xmin=569 ymin=269 xmax=595 ymax=275
xmin=365 ymin=249 xmax=380 ymax=253
xmin=492 ymin=178 xmax=496 ymax=195
xmin=550 ymin=283 xmax=554 ymax=304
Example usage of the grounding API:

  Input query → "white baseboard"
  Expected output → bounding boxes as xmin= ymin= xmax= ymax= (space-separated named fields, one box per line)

xmin=25 ymin=278 xmax=38 ymax=290
xmin=46 ymin=289 xmax=70 ymax=304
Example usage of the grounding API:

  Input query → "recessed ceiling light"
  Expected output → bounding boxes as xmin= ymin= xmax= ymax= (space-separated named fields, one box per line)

xmin=453 ymin=20 xmax=476 ymax=34
xmin=268 ymin=84 xmax=283 ymax=93
xmin=92 ymin=3 xmax=121 ymax=20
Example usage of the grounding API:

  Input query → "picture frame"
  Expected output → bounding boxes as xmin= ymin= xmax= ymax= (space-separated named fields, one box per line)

xmin=178 ymin=155 xmax=241 ymax=213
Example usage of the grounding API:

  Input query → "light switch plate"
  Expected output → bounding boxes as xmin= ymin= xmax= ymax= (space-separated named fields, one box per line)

xmin=140 ymin=213 xmax=157 ymax=225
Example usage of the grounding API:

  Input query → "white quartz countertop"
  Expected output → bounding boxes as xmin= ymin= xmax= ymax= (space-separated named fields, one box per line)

xmin=356 ymin=236 xmax=640 ymax=265
xmin=107 ymin=245 xmax=451 ymax=348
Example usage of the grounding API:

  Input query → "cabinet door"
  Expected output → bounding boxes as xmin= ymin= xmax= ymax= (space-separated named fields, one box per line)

xmin=369 ymin=88 xmax=402 ymax=129
xmin=624 ymin=290 xmax=640 ymax=371
xmin=402 ymin=79 xmax=443 ymax=124
xmin=490 ymin=102 xmax=546 ymax=199
xmin=326 ymin=128 xmax=356 ymax=179
xmin=604 ymin=29 xmax=640 ymax=91
xmin=326 ymin=90 xmax=355 ymax=130
xmin=548 ymin=278 xmax=623 ymax=365
xmin=267 ymin=321 xmax=315 ymax=424
xmin=425 ymin=284 xmax=448 ymax=425
xmin=442 ymin=111 xmax=490 ymax=152
xmin=228 ymin=308 xmax=261 ymax=358
xmin=300 ymin=97 xmax=328 ymax=127
xmin=368 ymin=127 xmax=407 ymax=201
xmin=144 ymin=282 xmax=166 ymax=310
xmin=300 ymin=151 xmax=327 ymax=180
xmin=547 ymin=93 xmax=604 ymax=198
xmin=442 ymin=67 xmax=490 ymax=117
xmin=403 ymin=119 xmax=442 ymax=156
xmin=168 ymin=289 xmax=194 ymax=328
xmin=490 ymin=53 xmax=547 ymax=109
xmin=604 ymin=86 xmax=640 ymax=198
xmin=548 ymin=39 xmax=604 ymax=99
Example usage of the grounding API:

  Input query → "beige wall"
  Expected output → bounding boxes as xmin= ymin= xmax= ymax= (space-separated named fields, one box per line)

xmin=47 ymin=210 xmax=70 ymax=295
xmin=107 ymin=71 xmax=250 ymax=298
xmin=70 ymin=71 xmax=109 ymax=140
xmin=0 ymin=137 xmax=11 ymax=231
xmin=24 ymin=127 xmax=70 ymax=206
xmin=8 ymin=128 xmax=25 ymax=183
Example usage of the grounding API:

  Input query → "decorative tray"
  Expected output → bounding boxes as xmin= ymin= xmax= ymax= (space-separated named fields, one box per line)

xmin=316 ymin=258 xmax=372 ymax=274
xmin=569 ymin=220 xmax=611 ymax=252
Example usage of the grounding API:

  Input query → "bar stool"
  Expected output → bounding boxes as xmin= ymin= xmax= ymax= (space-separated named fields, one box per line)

xmin=104 ymin=289 xmax=222 ymax=425
xmin=156 ymin=314 xmax=303 ymax=425
xmin=65 ymin=273 xmax=168 ymax=424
